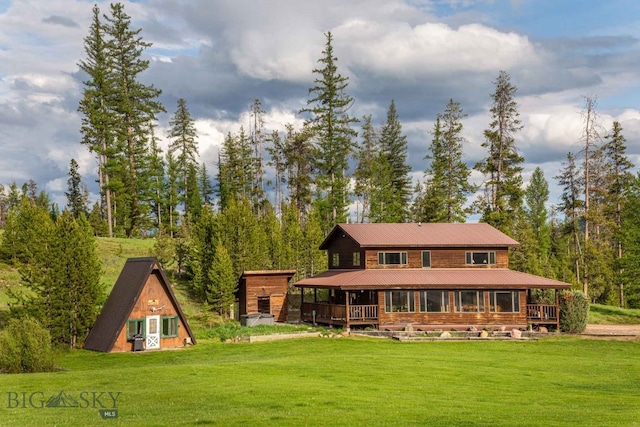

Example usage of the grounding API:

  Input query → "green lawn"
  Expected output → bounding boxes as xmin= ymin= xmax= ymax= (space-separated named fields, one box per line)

xmin=1 ymin=336 xmax=639 ymax=426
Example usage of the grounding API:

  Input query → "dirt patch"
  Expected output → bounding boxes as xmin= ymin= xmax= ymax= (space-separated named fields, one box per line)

xmin=582 ymin=324 xmax=640 ymax=337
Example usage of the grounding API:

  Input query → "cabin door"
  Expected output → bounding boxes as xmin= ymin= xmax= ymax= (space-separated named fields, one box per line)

xmin=145 ymin=315 xmax=161 ymax=349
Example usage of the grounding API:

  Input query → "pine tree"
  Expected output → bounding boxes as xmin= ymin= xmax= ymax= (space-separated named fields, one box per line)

xmin=620 ymin=173 xmax=640 ymax=308
xmin=421 ymin=100 xmax=474 ymax=223
xmin=208 ymin=242 xmax=237 ymax=317
xmin=284 ymin=124 xmax=315 ymax=220
xmin=301 ymin=32 xmax=358 ymax=231
xmin=65 ymin=159 xmax=89 ymax=218
xmin=102 ymin=2 xmax=165 ymax=236
xmin=198 ymin=163 xmax=214 ymax=208
xmin=555 ymin=152 xmax=583 ymax=286
xmin=525 ymin=167 xmax=552 ymax=276
xmin=475 ymin=71 xmax=524 ymax=234
xmin=354 ymin=115 xmax=378 ymax=222
xmin=78 ymin=4 xmax=115 ymax=237
xmin=168 ymin=98 xmax=199 ymax=216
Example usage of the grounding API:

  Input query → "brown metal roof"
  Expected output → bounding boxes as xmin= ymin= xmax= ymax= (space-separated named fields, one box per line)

xmin=294 ymin=268 xmax=572 ymax=290
xmin=321 ymin=223 xmax=520 ymax=249
xmin=84 ymin=257 xmax=196 ymax=352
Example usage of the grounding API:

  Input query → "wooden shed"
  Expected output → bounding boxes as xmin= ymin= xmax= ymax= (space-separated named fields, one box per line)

xmin=237 ymin=270 xmax=296 ymax=323
xmin=84 ymin=257 xmax=196 ymax=352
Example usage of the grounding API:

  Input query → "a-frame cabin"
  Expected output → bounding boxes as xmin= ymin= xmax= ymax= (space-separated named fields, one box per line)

xmin=84 ymin=257 xmax=196 ymax=352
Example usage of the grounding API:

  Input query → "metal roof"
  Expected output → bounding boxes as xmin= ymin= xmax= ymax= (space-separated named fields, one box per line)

xmin=294 ymin=268 xmax=572 ymax=290
xmin=321 ymin=223 xmax=520 ymax=249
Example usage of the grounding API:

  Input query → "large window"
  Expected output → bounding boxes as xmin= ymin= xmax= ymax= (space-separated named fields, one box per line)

xmin=419 ymin=290 xmax=449 ymax=312
xmin=421 ymin=251 xmax=431 ymax=268
xmin=161 ymin=316 xmax=179 ymax=337
xmin=454 ymin=291 xmax=485 ymax=312
xmin=127 ymin=319 xmax=145 ymax=340
xmin=378 ymin=252 xmax=408 ymax=265
xmin=384 ymin=291 xmax=415 ymax=313
xmin=465 ymin=251 xmax=496 ymax=265
xmin=490 ymin=291 xmax=520 ymax=313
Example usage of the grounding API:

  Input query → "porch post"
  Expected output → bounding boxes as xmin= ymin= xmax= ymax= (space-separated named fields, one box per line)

xmin=345 ymin=290 xmax=350 ymax=330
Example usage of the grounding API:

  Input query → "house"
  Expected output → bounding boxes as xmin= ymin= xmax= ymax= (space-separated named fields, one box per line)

xmin=237 ymin=270 xmax=296 ymax=324
xmin=84 ymin=257 xmax=196 ymax=352
xmin=294 ymin=223 xmax=572 ymax=331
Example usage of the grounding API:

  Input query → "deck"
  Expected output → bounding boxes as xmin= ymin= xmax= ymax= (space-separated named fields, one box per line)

xmin=301 ymin=302 xmax=560 ymax=329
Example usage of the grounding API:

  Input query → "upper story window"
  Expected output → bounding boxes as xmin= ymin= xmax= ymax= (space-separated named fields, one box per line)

xmin=421 ymin=251 xmax=431 ymax=268
xmin=353 ymin=252 xmax=361 ymax=266
xmin=378 ymin=252 xmax=408 ymax=265
xmin=332 ymin=253 xmax=340 ymax=267
xmin=465 ymin=251 xmax=496 ymax=265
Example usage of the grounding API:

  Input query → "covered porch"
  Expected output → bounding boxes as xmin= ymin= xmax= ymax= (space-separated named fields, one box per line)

xmin=300 ymin=288 xmax=379 ymax=328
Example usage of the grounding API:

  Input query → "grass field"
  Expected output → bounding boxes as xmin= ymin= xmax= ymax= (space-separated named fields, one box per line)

xmin=1 ymin=335 xmax=639 ymax=426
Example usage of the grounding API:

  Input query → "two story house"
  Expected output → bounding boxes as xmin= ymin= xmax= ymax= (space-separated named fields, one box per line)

xmin=294 ymin=223 xmax=572 ymax=331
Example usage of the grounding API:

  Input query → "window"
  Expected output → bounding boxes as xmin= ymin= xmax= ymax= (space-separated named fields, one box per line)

xmin=419 ymin=290 xmax=449 ymax=312
xmin=421 ymin=251 xmax=431 ymax=268
xmin=332 ymin=253 xmax=340 ymax=267
xmin=127 ymin=319 xmax=144 ymax=340
xmin=465 ymin=251 xmax=496 ymax=265
xmin=161 ymin=316 xmax=179 ymax=337
xmin=490 ymin=291 xmax=520 ymax=313
xmin=454 ymin=291 xmax=485 ymax=312
xmin=378 ymin=252 xmax=408 ymax=265
xmin=257 ymin=296 xmax=270 ymax=314
xmin=353 ymin=252 xmax=361 ymax=267
xmin=384 ymin=291 xmax=415 ymax=313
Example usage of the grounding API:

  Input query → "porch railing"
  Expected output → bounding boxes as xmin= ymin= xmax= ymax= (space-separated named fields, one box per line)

xmin=301 ymin=303 xmax=378 ymax=323
xmin=526 ymin=304 xmax=558 ymax=322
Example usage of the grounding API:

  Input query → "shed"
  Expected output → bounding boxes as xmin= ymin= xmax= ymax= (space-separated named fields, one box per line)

xmin=84 ymin=257 xmax=196 ymax=352
xmin=237 ymin=270 xmax=296 ymax=323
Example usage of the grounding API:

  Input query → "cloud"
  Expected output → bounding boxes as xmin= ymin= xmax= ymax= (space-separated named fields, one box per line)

xmin=42 ymin=15 xmax=79 ymax=28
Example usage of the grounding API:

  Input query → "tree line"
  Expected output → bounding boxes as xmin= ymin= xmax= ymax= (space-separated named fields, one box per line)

xmin=1 ymin=3 xmax=639 ymax=348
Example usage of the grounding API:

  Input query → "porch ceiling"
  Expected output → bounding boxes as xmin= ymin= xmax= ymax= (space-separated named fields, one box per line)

xmin=294 ymin=268 xmax=572 ymax=290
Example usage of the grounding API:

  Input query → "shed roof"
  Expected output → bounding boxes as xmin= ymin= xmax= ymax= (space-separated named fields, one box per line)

xmin=321 ymin=223 xmax=520 ymax=249
xmin=294 ymin=268 xmax=571 ymax=291
xmin=84 ymin=257 xmax=196 ymax=352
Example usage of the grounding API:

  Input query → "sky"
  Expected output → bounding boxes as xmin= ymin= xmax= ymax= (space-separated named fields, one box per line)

xmin=1 ymin=0 xmax=640 ymax=217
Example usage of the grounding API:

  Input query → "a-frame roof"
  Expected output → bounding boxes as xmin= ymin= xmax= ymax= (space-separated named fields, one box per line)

xmin=84 ymin=257 xmax=196 ymax=352
xmin=320 ymin=223 xmax=520 ymax=249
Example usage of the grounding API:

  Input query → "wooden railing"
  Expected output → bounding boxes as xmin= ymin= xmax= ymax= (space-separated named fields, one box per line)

xmin=301 ymin=303 xmax=378 ymax=324
xmin=349 ymin=305 xmax=378 ymax=321
xmin=526 ymin=304 xmax=558 ymax=322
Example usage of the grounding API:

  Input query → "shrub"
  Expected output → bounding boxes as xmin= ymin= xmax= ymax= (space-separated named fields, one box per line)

xmin=0 ymin=317 xmax=56 ymax=373
xmin=559 ymin=290 xmax=590 ymax=333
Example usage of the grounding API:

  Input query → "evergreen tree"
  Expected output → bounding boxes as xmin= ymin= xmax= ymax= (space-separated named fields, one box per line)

xmin=420 ymin=100 xmax=473 ymax=223
xmin=168 ymin=98 xmax=199 ymax=216
xmin=301 ymin=32 xmax=358 ymax=231
xmin=620 ymin=173 xmax=640 ymax=308
xmin=65 ymin=159 xmax=89 ymax=218
xmin=525 ymin=167 xmax=552 ymax=276
xmin=284 ymin=124 xmax=315 ymax=219
xmin=354 ymin=115 xmax=378 ymax=222
xmin=375 ymin=100 xmax=411 ymax=222
xmin=475 ymin=71 xmax=524 ymax=234
xmin=555 ymin=152 xmax=583 ymax=286
xmin=148 ymin=125 xmax=166 ymax=233
xmin=208 ymin=242 xmax=237 ymax=317
xmin=198 ymin=163 xmax=214 ymax=208
xmin=102 ymin=2 xmax=164 ymax=236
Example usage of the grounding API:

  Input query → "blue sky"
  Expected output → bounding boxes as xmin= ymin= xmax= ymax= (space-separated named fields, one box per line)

xmin=1 ymin=0 xmax=639 ymax=215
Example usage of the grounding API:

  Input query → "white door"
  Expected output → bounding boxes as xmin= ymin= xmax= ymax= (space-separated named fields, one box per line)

xmin=145 ymin=315 xmax=161 ymax=349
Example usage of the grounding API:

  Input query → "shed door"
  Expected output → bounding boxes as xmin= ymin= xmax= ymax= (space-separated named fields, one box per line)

xmin=146 ymin=315 xmax=161 ymax=349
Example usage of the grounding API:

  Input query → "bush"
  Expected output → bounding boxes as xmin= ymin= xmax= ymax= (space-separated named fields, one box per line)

xmin=0 ymin=317 xmax=56 ymax=373
xmin=559 ymin=290 xmax=590 ymax=333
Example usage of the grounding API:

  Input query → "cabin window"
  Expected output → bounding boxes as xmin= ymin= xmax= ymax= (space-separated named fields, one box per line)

xmin=384 ymin=291 xmax=415 ymax=313
xmin=490 ymin=291 xmax=520 ymax=313
xmin=421 ymin=251 xmax=431 ymax=268
xmin=465 ymin=251 xmax=496 ymax=265
xmin=378 ymin=252 xmax=408 ymax=265
xmin=332 ymin=253 xmax=340 ymax=267
xmin=454 ymin=291 xmax=485 ymax=312
xmin=257 ymin=296 xmax=271 ymax=313
xmin=353 ymin=252 xmax=361 ymax=266
xmin=161 ymin=316 xmax=179 ymax=337
xmin=127 ymin=319 xmax=145 ymax=340
xmin=419 ymin=290 xmax=449 ymax=312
